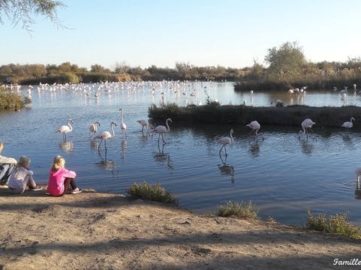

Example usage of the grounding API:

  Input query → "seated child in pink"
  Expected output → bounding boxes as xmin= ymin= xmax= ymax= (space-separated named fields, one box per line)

xmin=47 ymin=155 xmax=81 ymax=196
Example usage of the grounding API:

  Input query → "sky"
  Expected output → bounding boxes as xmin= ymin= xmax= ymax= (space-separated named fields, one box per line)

xmin=0 ymin=0 xmax=361 ymax=69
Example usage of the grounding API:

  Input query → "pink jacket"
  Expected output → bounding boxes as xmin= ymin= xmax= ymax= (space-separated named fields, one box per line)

xmin=47 ymin=167 xmax=76 ymax=196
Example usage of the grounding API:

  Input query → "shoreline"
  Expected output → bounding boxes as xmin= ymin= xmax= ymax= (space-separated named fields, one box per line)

xmin=1 ymin=188 xmax=361 ymax=269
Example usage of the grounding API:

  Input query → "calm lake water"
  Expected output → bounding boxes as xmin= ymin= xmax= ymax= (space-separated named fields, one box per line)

xmin=1 ymin=81 xmax=361 ymax=225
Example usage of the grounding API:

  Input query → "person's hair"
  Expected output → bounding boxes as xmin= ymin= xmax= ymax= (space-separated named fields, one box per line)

xmin=18 ymin=156 xmax=30 ymax=167
xmin=52 ymin=155 xmax=64 ymax=171
xmin=0 ymin=142 xmax=3 ymax=154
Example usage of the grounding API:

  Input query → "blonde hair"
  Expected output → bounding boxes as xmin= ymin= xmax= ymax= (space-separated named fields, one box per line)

xmin=0 ymin=142 xmax=3 ymax=154
xmin=52 ymin=155 xmax=65 ymax=171
xmin=18 ymin=156 xmax=30 ymax=167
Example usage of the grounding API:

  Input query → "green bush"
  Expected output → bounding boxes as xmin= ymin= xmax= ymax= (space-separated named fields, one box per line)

xmin=217 ymin=201 xmax=258 ymax=220
xmin=0 ymin=87 xmax=24 ymax=111
xmin=128 ymin=182 xmax=177 ymax=204
xmin=306 ymin=211 xmax=361 ymax=239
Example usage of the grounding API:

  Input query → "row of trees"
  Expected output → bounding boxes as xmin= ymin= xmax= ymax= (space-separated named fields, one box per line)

xmin=0 ymin=62 xmax=252 ymax=84
xmin=236 ymin=42 xmax=361 ymax=91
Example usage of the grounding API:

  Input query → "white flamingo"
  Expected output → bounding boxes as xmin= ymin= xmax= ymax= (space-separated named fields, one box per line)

xmin=299 ymin=118 xmax=316 ymax=139
xmin=246 ymin=121 xmax=261 ymax=135
xmin=154 ymin=118 xmax=172 ymax=144
xmin=137 ymin=119 xmax=147 ymax=132
xmin=341 ymin=117 xmax=355 ymax=129
xmin=89 ymin=121 xmax=100 ymax=136
xmin=94 ymin=122 xmax=117 ymax=152
xmin=57 ymin=119 xmax=73 ymax=141
xmin=119 ymin=108 xmax=127 ymax=138
xmin=218 ymin=129 xmax=234 ymax=156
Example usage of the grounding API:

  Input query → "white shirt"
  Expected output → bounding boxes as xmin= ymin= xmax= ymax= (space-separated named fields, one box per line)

xmin=0 ymin=155 xmax=17 ymax=164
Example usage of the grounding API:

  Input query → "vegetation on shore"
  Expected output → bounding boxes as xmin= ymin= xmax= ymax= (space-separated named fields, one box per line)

xmin=127 ymin=182 xmax=177 ymax=205
xmin=2 ymin=41 xmax=360 ymax=88
xmin=217 ymin=201 xmax=258 ymax=220
xmin=306 ymin=211 xmax=361 ymax=240
xmin=235 ymin=41 xmax=361 ymax=92
xmin=0 ymin=87 xmax=24 ymax=111
xmin=149 ymin=103 xmax=361 ymax=128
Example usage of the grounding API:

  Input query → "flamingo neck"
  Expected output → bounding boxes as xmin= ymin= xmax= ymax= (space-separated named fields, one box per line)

xmin=166 ymin=119 xmax=170 ymax=132
xmin=111 ymin=124 xmax=115 ymax=136
xmin=121 ymin=110 xmax=124 ymax=123
xmin=68 ymin=122 xmax=72 ymax=131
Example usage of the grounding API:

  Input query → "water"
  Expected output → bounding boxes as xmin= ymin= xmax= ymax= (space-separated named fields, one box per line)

xmin=1 ymin=81 xmax=361 ymax=226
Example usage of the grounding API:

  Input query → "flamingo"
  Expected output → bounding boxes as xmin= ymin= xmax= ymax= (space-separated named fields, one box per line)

xmin=154 ymin=118 xmax=172 ymax=144
xmin=119 ymin=108 xmax=127 ymax=138
xmin=57 ymin=119 xmax=73 ymax=141
xmin=94 ymin=122 xmax=117 ymax=152
xmin=246 ymin=121 xmax=261 ymax=135
xmin=89 ymin=121 xmax=100 ymax=136
xmin=218 ymin=129 xmax=234 ymax=156
xmin=137 ymin=119 xmax=147 ymax=132
xmin=299 ymin=118 xmax=316 ymax=139
xmin=341 ymin=117 xmax=355 ymax=129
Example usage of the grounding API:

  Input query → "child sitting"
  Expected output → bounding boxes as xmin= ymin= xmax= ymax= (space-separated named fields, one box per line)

xmin=8 ymin=156 xmax=42 ymax=193
xmin=47 ymin=155 xmax=81 ymax=196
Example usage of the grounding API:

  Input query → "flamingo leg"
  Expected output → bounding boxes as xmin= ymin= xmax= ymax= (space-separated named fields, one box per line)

xmin=162 ymin=134 xmax=166 ymax=144
xmin=224 ymin=146 xmax=228 ymax=157
xmin=98 ymin=139 xmax=103 ymax=152
xmin=219 ymin=145 xmax=224 ymax=156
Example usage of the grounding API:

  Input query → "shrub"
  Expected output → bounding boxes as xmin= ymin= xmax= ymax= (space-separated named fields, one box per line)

xmin=306 ymin=211 xmax=361 ymax=239
xmin=0 ymin=87 xmax=24 ymax=111
xmin=127 ymin=182 xmax=177 ymax=204
xmin=217 ymin=201 xmax=258 ymax=219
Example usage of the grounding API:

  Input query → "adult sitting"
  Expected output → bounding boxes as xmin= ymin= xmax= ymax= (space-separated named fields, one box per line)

xmin=0 ymin=142 xmax=17 ymax=185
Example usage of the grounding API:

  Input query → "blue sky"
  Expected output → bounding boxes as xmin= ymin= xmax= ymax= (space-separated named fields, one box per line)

xmin=1 ymin=0 xmax=360 ymax=69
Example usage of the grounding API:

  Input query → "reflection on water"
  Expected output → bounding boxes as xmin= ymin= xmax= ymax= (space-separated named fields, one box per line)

xmin=300 ymin=139 xmax=314 ymax=155
xmin=218 ymin=154 xmax=235 ymax=183
xmin=153 ymin=144 xmax=173 ymax=169
xmin=356 ymin=176 xmax=361 ymax=200
xmin=59 ymin=140 xmax=74 ymax=153
xmin=2 ymin=82 xmax=361 ymax=225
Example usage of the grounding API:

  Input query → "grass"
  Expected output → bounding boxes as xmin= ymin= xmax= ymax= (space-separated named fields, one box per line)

xmin=149 ymin=103 xmax=361 ymax=129
xmin=306 ymin=211 xmax=361 ymax=239
xmin=0 ymin=87 xmax=24 ymax=111
xmin=217 ymin=201 xmax=258 ymax=220
xmin=127 ymin=182 xmax=177 ymax=205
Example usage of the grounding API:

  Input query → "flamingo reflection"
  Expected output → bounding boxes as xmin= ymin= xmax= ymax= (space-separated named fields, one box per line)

xmin=218 ymin=154 xmax=235 ymax=183
xmin=355 ymin=169 xmax=361 ymax=199
xmin=59 ymin=140 xmax=74 ymax=153
xmin=153 ymin=144 xmax=173 ymax=169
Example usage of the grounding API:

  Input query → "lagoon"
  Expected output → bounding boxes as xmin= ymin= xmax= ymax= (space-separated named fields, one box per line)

xmin=1 ymin=81 xmax=361 ymax=225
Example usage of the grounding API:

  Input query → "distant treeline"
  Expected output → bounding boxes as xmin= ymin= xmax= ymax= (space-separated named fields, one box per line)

xmin=2 ymin=42 xmax=361 ymax=90
xmin=235 ymin=42 xmax=361 ymax=92
xmin=0 ymin=62 xmax=249 ymax=85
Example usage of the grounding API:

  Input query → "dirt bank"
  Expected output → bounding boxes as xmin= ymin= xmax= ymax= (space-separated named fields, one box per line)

xmin=0 ymin=188 xmax=360 ymax=270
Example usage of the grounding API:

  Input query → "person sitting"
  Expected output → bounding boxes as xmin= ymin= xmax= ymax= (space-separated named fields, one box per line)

xmin=47 ymin=155 xmax=81 ymax=196
xmin=8 ymin=156 xmax=42 ymax=193
xmin=0 ymin=142 xmax=17 ymax=185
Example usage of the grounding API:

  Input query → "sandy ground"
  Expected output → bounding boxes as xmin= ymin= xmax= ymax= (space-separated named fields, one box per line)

xmin=0 ymin=188 xmax=360 ymax=270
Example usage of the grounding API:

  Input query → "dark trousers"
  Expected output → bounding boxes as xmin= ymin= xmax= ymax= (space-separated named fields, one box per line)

xmin=64 ymin=178 xmax=78 ymax=192
xmin=0 ymin=164 xmax=16 ymax=185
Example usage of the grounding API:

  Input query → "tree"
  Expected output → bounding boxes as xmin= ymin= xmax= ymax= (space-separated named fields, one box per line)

xmin=265 ymin=41 xmax=306 ymax=82
xmin=0 ymin=0 xmax=63 ymax=30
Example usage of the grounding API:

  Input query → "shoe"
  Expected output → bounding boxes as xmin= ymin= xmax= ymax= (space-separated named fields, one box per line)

xmin=71 ymin=188 xmax=82 ymax=194
xmin=31 ymin=186 xmax=43 ymax=191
